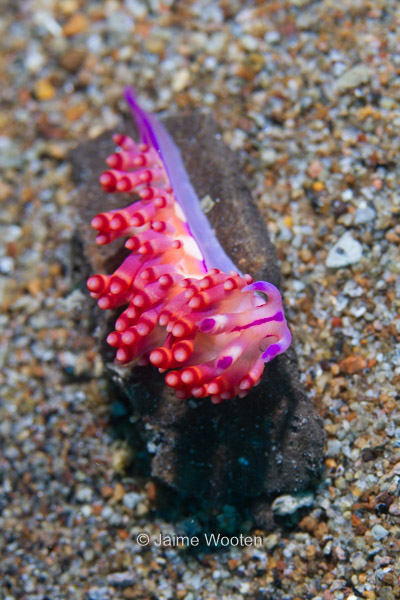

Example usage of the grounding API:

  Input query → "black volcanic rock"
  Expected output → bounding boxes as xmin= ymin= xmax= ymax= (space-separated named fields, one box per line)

xmin=70 ymin=112 xmax=324 ymax=512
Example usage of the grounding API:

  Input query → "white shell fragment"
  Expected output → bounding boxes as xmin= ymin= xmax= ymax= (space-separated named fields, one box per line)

xmin=326 ymin=232 xmax=363 ymax=268
xmin=271 ymin=491 xmax=314 ymax=516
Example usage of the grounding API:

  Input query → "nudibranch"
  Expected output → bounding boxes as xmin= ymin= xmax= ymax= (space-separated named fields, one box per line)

xmin=87 ymin=88 xmax=291 ymax=403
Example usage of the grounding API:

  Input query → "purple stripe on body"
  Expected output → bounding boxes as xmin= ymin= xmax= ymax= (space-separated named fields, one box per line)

xmin=124 ymin=87 xmax=238 ymax=275
xmin=231 ymin=311 xmax=284 ymax=333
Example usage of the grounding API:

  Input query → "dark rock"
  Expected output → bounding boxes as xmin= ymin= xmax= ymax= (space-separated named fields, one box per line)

xmin=70 ymin=111 xmax=324 ymax=511
xmin=250 ymin=499 xmax=276 ymax=531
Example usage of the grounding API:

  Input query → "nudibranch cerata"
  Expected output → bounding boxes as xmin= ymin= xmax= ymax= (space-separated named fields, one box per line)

xmin=87 ymin=88 xmax=291 ymax=403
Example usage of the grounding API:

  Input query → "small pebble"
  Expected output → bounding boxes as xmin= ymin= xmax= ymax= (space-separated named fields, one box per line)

xmin=389 ymin=504 xmax=400 ymax=516
xmin=122 ymin=492 xmax=141 ymax=510
xmin=63 ymin=13 xmax=89 ymax=36
xmin=87 ymin=587 xmax=110 ymax=600
xmin=354 ymin=205 xmax=376 ymax=225
xmin=264 ymin=31 xmax=281 ymax=45
xmin=351 ymin=553 xmax=367 ymax=570
xmin=59 ymin=49 xmax=87 ymax=73
xmin=337 ymin=64 xmax=374 ymax=91
xmin=261 ymin=148 xmax=277 ymax=165
xmin=371 ymin=524 xmax=389 ymax=541
xmin=339 ymin=355 xmax=366 ymax=374
xmin=75 ymin=486 xmax=93 ymax=503
xmin=172 ymin=68 xmax=191 ymax=92
xmin=107 ymin=572 xmax=137 ymax=588
xmin=0 ymin=257 xmax=14 ymax=274
xmin=326 ymin=232 xmax=363 ymax=268
xmin=307 ymin=160 xmax=323 ymax=178
xmin=34 ymin=78 xmax=56 ymax=101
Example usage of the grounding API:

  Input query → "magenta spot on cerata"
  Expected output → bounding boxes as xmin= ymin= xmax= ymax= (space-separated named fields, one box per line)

xmin=262 ymin=343 xmax=280 ymax=361
xmin=251 ymin=281 xmax=266 ymax=291
xmin=217 ymin=356 xmax=233 ymax=370
xmin=200 ymin=318 xmax=216 ymax=331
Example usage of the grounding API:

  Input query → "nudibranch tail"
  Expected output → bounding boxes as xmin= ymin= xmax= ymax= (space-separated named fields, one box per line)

xmin=88 ymin=88 xmax=291 ymax=403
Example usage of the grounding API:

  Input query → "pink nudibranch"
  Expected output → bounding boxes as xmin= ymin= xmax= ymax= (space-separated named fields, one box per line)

xmin=87 ymin=88 xmax=291 ymax=403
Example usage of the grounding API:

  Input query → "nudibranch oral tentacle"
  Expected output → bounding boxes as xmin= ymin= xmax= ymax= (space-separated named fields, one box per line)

xmin=88 ymin=87 xmax=291 ymax=403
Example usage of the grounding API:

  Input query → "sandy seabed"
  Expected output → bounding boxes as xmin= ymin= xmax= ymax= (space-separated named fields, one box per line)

xmin=1 ymin=1 xmax=400 ymax=599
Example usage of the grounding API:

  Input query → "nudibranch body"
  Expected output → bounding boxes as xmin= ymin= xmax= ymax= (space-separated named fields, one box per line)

xmin=87 ymin=88 xmax=291 ymax=403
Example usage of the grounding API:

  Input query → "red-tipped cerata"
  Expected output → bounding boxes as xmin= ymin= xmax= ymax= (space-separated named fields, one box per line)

xmin=87 ymin=88 xmax=291 ymax=403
